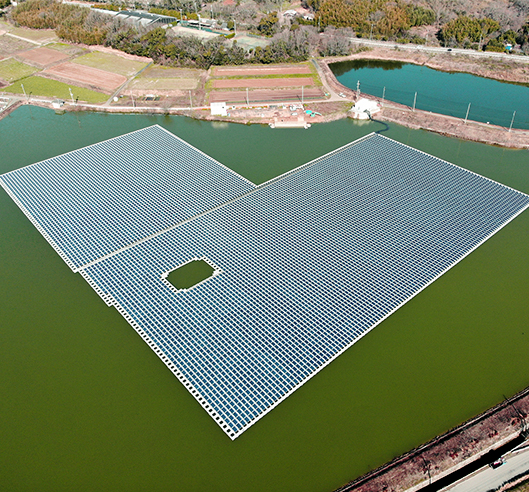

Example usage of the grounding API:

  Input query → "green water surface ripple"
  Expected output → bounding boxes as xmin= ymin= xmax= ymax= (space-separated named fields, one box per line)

xmin=1 ymin=106 xmax=528 ymax=492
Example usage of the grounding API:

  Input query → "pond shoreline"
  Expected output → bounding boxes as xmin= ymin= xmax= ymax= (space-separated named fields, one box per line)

xmin=316 ymin=56 xmax=529 ymax=149
xmin=2 ymin=47 xmax=528 ymax=149
xmin=335 ymin=385 xmax=529 ymax=492
xmin=322 ymin=48 xmax=529 ymax=86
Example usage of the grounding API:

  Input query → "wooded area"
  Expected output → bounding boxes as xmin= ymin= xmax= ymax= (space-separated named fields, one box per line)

xmin=7 ymin=0 xmax=529 ymax=62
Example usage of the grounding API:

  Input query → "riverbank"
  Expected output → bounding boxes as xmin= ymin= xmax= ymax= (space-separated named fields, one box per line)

xmin=335 ymin=386 xmax=529 ymax=492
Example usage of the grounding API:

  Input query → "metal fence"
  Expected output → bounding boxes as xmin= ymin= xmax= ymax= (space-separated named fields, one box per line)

xmin=358 ymin=81 xmax=528 ymax=130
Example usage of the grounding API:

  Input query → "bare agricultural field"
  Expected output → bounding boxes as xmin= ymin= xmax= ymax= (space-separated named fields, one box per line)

xmin=8 ymin=27 xmax=58 ymax=44
xmin=72 ymin=51 xmax=148 ymax=77
xmin=140 ymin=65 xmax=203 ymax=79
xmin=47 ymin=42 xmax=87 ymax=56
xmin=17 ymin=47 xmax=69 ymax=67
xmin=0 ymin=35 xmax=36 ymax=60
xmin=209 ymin=87 xmax=324 ymax=103
xmin=213 ymin=64 xmax=312 ymax=77
xmin=212 ymin=77 xmax=314 ymax=89
xmin=43 ymin=63 xmax=127 ymax=92
xmin=0 ymin=59 xmax=39 ymax=83
xmin=129 ymin=77 xmax=198 ymax=91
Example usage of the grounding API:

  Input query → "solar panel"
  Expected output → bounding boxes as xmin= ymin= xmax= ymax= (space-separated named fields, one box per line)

xmin=0 ymin=125 xmax=255 ymax=270
xmin=2 ymin=128 xmax=529 ymax=439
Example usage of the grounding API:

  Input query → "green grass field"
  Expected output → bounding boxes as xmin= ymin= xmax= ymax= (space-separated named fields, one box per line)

xmin=3 ymin=76 xmax=108 ymax=104
xmin=72 ymin=51 xmax=148 ymax=77
xmin=0 ymin=59 xmax=39 ymax=83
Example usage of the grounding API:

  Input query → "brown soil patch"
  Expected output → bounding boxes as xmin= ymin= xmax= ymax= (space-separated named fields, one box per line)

xmin=141 ymin=66 xmax=202 ymax=79
xmin=0 ymin=36 xmax=38 ymax=60
xmin=78 ymin=45 xmax=152 ymax=63
xmin=212 ymin=77 xmax=314 ymax=89
xmin=379 ymin=104 xmax=529 ymax=149
xmin=17 ymin=47 xmax=69 ymax=67
xmin=213 ymin=65 xmax=311 ymax=77
xmin=43 ymin=62 xmax=126 ymax=91
xmin=209 ymin=87 xmax=324 ymax=103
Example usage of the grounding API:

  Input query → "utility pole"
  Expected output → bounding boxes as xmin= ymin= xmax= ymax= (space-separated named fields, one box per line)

xmin=21 ymin=83 xmax=28 ymax=102
xmin=420 ymin=455 xmax=432 ymax=486
xmin=246 ymin=87 xmax=249 ymax=108
xmin=412 ymin=92 xmax=417 ymax=111
xmin=69 ymin=87 xmax=75 ymax=105
xmin=509 ymin=111 xmax=516 ymax=132
xmin=356 ymin=80 xmax=360 ymax=98
xmin=464 ymin=103 xmax=471 ymax=124
xmin=382 ymin=86 xmax=385 ymax=104
xmin=189 ymin=90 xmax=193 ymax=110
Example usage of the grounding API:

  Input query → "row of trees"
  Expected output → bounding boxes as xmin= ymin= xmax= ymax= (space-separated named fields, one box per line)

xmin=312 ymin=0 xmax=435 ymax=38
xmin=11 ymin=0 xmax=313 ymax=67
xmin=438 ymin=16 xmax=529 ymax=50
xmin=301 ymin=0 xmax=528 ymax=50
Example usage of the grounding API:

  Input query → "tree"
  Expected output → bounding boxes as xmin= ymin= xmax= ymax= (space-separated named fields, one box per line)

xmin=257 ymin=11 xmax=278 ymax=36
xmin=439 ymin=16 xmax=500 ymax=46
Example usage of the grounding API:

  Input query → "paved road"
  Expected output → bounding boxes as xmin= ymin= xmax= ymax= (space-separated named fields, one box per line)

xmin=346 ymin=37 xmax=529 ymax=64
xmin=443 ymin=445 xmax=529 ymax=492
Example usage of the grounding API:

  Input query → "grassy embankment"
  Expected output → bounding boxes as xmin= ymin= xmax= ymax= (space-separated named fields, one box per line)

xmin=3 ymin=76 xmax=108 ymax=104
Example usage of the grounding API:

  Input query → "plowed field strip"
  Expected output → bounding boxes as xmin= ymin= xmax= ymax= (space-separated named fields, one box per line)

xmin=212 ymin=77 xmax=314 ymax=89
xmin=42 ymin=62 xmax=127 ymax=91
xmin=18 ymin=47 xmax=69 ymax=67
xmin=209 ymin=88 xmax=324 ymax=103
xmin=213 ymin=65 xmax=311 ymax=76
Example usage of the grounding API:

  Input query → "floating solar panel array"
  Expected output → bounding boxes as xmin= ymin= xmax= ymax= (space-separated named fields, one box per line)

xmin=2 ymin=126 xmax=529 ymax=439
xmin=0 ymin=125 xmax=254 ymax=270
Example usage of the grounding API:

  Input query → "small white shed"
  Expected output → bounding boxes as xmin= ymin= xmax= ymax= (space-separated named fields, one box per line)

xmin=210 ymin=102 xmax=228 ymax=116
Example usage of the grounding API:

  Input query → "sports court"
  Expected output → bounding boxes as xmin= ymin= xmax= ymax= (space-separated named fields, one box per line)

xmin=2 ymin=127 xmax=528 ymax=439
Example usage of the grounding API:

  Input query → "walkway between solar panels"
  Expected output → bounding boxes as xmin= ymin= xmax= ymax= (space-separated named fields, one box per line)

xmin=76 ymin=132 xmax=376 ymax=272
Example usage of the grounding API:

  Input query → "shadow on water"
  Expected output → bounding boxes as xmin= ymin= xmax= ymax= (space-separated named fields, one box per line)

xmin=331 ymin=59 xmax=406 ymax=76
